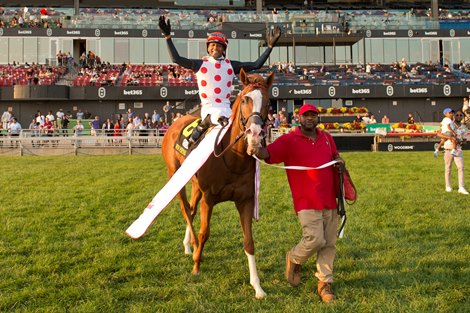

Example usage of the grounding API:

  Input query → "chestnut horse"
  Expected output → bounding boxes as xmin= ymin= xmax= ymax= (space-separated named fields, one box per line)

xmin=161 ymin=69 xmax=274 ymax=299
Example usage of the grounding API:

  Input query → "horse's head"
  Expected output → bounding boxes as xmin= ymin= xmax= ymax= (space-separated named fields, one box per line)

xmin=235 ymin=68 xmax=274 ymax=152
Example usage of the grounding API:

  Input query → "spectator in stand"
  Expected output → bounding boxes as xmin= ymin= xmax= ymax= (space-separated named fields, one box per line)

xmin=381 ymin=115 xmax=390 ymax=124
xmin=407 ymin=113 xmax=415 ymax=124
xmin=354 ymin=114 xmax=363 ymax=124
xmin=156 ymin=116 xmax=165 ymax=129
xmin=87 ymin=51 xmax=95 ymax=67
xmin=462 ymin=97 xmax=469 ymax=123
xmin=362 ymin=113 xmax=371 ymax=124
xmin=443 ymin=62 xmax=451 ymax=73
xmin=67 ymin=53 xmax=74 ymax=71
xmin=8 ymin=117 xmax=22 ymax=136
xmin=84 ymin=110 xmax=92 ymax=119
xmin=79 ymin=52 xmax=86 ymax=67
xmin=272 ymin=8 xmax=278 ymax=23
xmin=127 ymin=108 xmax=134 ymax=119
xmin=400 ymin=58 xmax=408 ymax=72
xmin=163 ymin=101 xmax=171 ymax=125
xmin=273 ymin=113 xmax=281 ymax=128
xmin=291 ymin=109 xmax=300 ymax=126
xmin=35 ymin=110 xmax=45 ymax=126
xmin=279 ymin=111 xmax=290 ymax=128
xmin=43 ymin=117 xmax=54 ymax=136
xmin=31 ymin=122 xmax=41 ymax=146
xmin=73 ymin=119 xmax=84 ymax=147
xmin=266 ymin=112 xmax=276 ymax=141
xmin=73 ymin=120 xmax=84 ymax=135
xmin=76 ymin=109 xmax=84 ymax=121
xmin=56 ymin=50 xmax=63 ymax=66
xmin=440 ymin=109 xmax=468 ymax=195
xmin=62 ymin=114 xmax=70 ymax=135
xmin=56 ymin=109 xmax=64 ymax=131
xmin=114 ymin=119 xmax=122 ymax=137
xmin=90 ymin=115 xmax=101 ymax=136
xmin=152 ymin=110 xmax=160 ymax=128
xmin=126 ymin=118 xmax=135 ymax=136
xmin=143 ymin=112 xmax=152 ymax=127
xmin=368 ymin=114 xmax=377 ymax=124
xmin=133 ymin=115 xmax=141 ymax=128
xmin=1 ymin=109 xmax=12 ymax=129
xmin=28 ymin=118 xmax=37 ymax=130
xmin=102 ymin=118 xmax=114 ymax=136
xmin=46 ymin=110 xmax=55 ymax=123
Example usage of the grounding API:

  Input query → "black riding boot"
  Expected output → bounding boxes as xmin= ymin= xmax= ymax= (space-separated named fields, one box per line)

xmin=217 ymin=116 xmax=229 ymax=127
xmin=189 ymin=114 xmax=213 ymax=144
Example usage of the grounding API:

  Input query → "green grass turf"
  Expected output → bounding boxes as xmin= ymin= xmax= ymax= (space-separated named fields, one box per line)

xmin=0 ymin=152 xmax=469 ymax=313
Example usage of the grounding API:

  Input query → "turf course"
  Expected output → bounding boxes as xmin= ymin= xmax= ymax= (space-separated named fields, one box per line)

xmin=1 ymin=152 xmax=469 ymax=313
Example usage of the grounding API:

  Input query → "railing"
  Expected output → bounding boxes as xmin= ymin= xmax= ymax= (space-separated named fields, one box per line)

xmin=0 ymin=128 xmax=167 ymax=156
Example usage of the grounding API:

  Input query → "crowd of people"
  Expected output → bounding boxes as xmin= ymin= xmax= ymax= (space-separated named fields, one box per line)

xmin=0 ymin=63 xmax=65 ymax=86
xmin=0 ymin=8 xmax=62 ymax=29
xmin=0 ymin=103 xmax=185 ymax=140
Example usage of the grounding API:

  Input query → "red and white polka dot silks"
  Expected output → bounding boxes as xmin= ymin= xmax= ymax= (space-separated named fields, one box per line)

xmin=196 ymin=56 xmax=234 ymax=120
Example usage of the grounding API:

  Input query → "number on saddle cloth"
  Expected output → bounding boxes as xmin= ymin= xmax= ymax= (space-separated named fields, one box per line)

xmin=174 ymin=118 xmax=204 ymax=157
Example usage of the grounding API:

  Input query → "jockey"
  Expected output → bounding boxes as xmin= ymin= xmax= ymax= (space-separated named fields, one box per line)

xmin=159 ymin=16 xmax=281 ymax=143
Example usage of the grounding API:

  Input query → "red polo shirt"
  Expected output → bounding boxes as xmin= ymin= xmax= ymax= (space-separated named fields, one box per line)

xmin=266 ymin=127 xmax=338 ymax=213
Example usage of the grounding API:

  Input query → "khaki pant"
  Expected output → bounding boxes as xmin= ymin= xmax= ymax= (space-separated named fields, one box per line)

xmin=444 ymin=150 xmax=465 ymax=189
xmin=290 ymin=209 xmax=338 ymax=283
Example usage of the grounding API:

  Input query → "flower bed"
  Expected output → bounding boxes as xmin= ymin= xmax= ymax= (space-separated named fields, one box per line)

xmin=318 ymin=121 xmax=366 ymax=132
xmin=390 ymin=122 xmax=424 ymax=133
xmin=317 ymin=106 xmax=368 ymax=115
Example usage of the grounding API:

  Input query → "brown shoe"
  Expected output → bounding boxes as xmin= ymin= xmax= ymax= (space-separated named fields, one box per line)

xmin=317 ymin=281 xmax=336 ymax=303
xmin=285 ymin=252 xmax=301 ymax=286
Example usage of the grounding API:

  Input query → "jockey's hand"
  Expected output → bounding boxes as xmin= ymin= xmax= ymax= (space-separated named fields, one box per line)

xmin=267 ymin=26 xmax=282 ymax=48
xmin=159 ymin=16 xmax=171 ymax=37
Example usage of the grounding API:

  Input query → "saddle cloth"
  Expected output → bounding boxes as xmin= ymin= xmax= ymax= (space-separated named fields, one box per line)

xmin=126 ymin=120 xmax=231 ymax=239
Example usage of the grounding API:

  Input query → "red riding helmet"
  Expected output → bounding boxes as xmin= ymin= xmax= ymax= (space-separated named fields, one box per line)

xmin=206 ymin=32 xmax=228 ymax=49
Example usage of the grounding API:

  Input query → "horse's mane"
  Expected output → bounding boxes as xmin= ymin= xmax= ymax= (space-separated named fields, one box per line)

xmin=231 ymin=73 xmax=269 ymax=116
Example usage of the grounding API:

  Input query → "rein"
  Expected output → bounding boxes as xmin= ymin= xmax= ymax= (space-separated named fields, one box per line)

xmin=213 ymin=124 xmax=244 ymax=158
xmin=253 ymin=156 xmax=347 ymax=238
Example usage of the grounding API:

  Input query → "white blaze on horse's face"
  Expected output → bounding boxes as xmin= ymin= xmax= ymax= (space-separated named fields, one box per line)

xmin=244 ymin=89 xmax=265 ymax=147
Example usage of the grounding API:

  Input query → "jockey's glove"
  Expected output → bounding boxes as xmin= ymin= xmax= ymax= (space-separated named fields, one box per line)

xmin=159 ymin=16 xmax=171 ymax=37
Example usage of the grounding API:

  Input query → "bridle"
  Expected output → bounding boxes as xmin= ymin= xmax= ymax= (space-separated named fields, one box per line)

xmin=213 ymin=82 xmax=268 ymax=157
xmin=238 ymin=83 xmax=266 ymax=131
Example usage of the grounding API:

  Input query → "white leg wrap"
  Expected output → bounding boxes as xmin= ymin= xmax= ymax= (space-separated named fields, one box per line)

xmin=183 ymin=226 xmax=192 ymax=255
xmin=245 ymin=251 xmax=266 ymax=299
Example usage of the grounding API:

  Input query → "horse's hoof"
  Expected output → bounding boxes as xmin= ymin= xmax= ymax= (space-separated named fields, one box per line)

xmin=192 ymin=265 xmax=200 ymax=275
xmin=255 ymin=290 xmax=267 ymax=299
xmin=184 ymin=248 xmax=192 ymax=255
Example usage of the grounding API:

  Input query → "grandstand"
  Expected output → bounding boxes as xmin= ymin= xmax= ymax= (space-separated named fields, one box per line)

xmin=0 ymin=0 xmax=470 ymax=128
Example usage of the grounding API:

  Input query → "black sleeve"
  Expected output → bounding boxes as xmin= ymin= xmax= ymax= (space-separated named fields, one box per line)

xmin=231 ymin=47 xmax=273 ymax=74
xmin=165 ymin=38 xmax=202 ymax=72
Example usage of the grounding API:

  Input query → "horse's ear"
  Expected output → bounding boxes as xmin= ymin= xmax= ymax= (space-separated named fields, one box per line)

xmin=266 ymin=71 xmax=275 ymax=88
xmin=240 ymin=68 xmax=248 ymax=86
